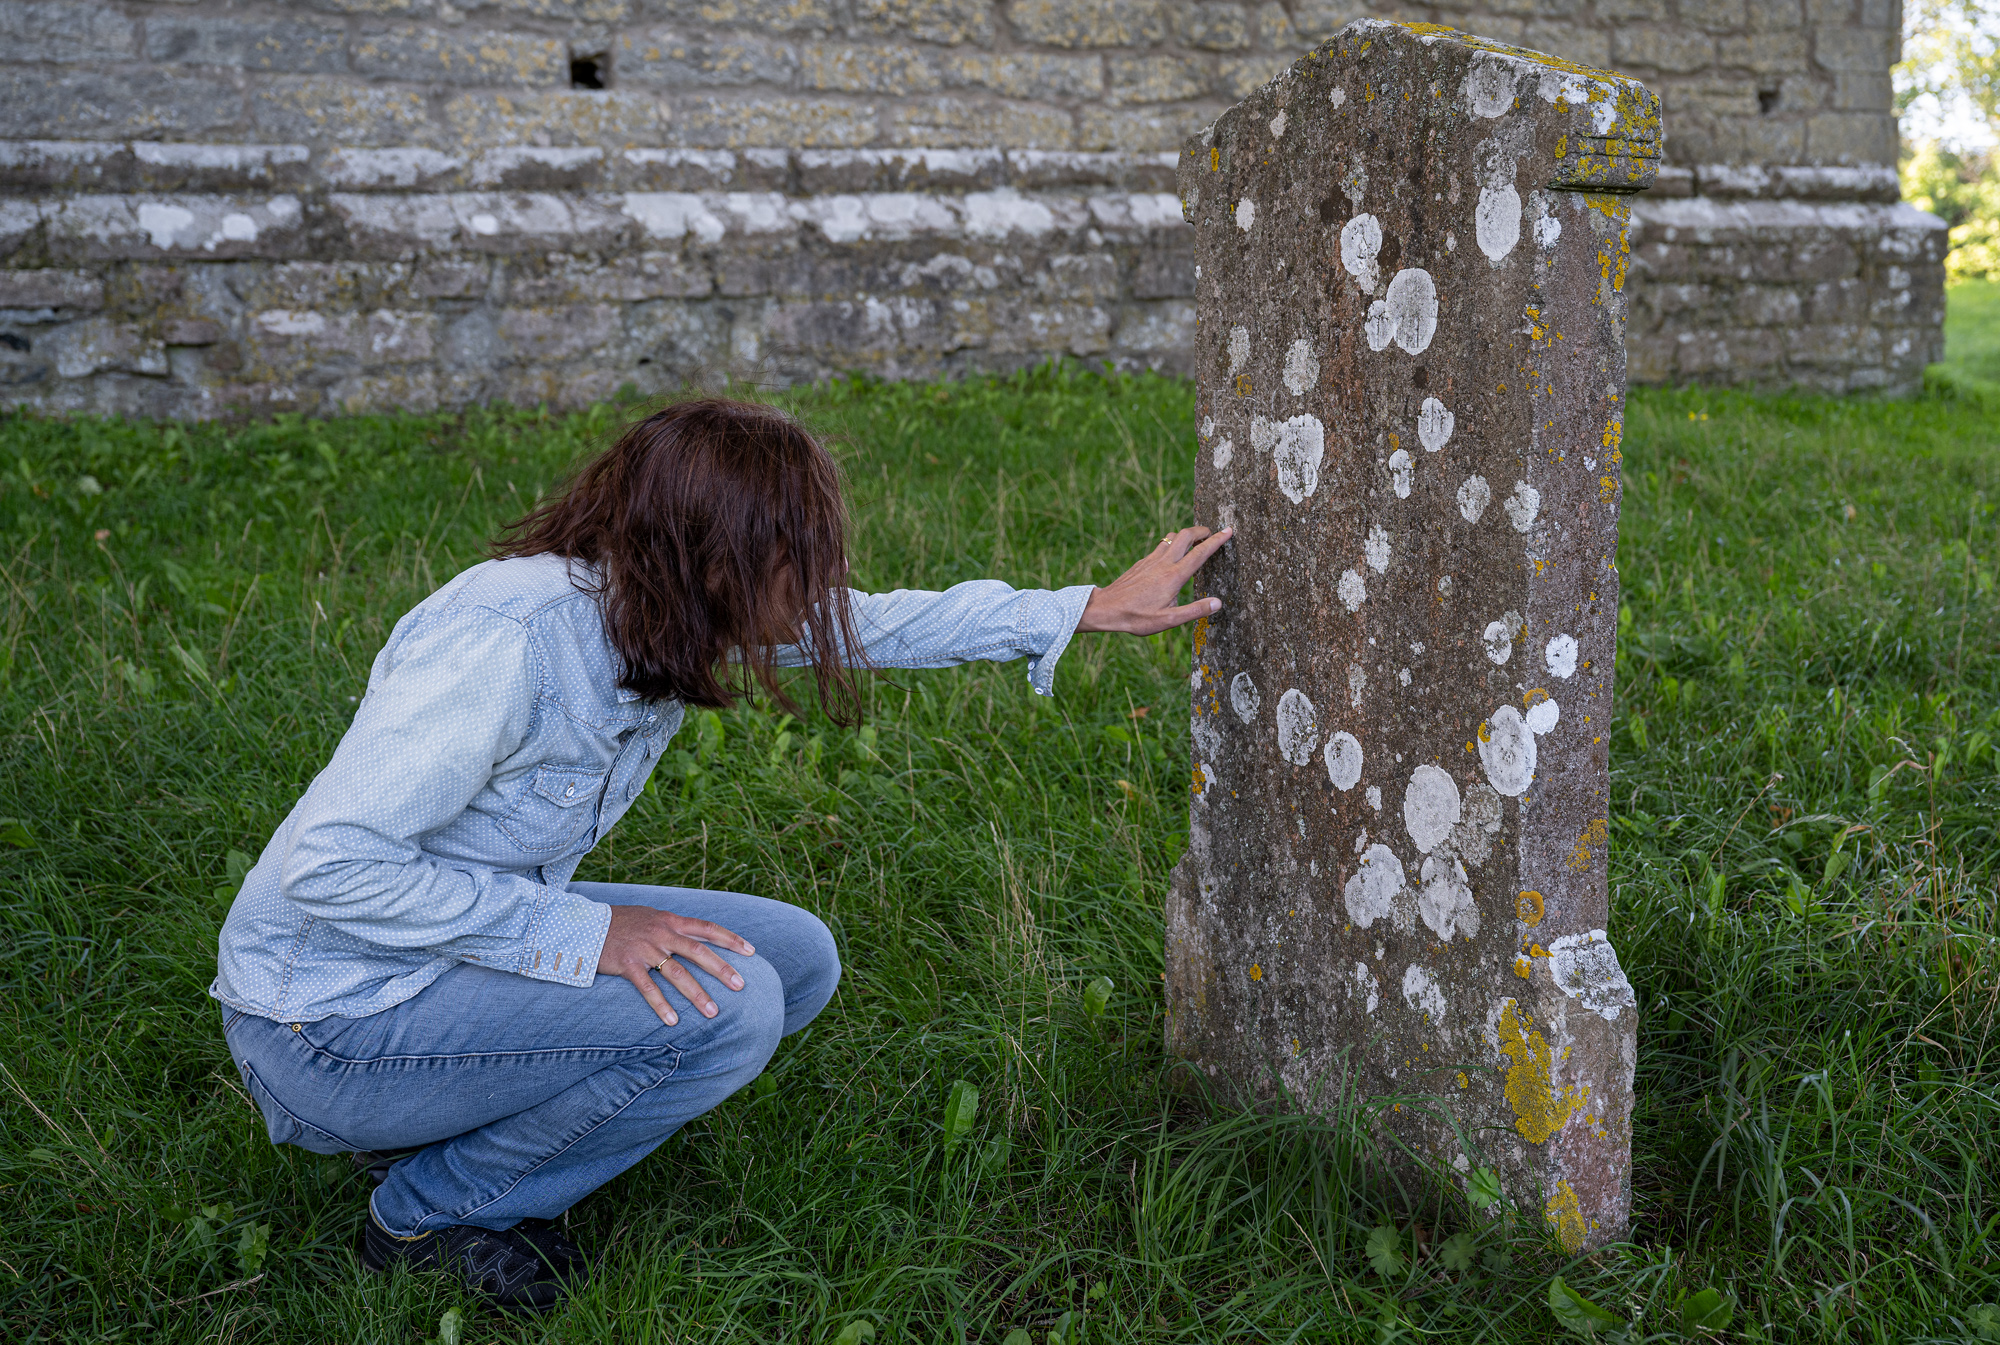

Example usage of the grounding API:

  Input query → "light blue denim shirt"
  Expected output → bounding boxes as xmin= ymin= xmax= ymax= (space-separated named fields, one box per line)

xmin=212 ymin=553 xmax=1094 ymax=1024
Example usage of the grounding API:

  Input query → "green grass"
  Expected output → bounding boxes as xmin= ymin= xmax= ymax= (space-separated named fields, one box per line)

xmin=0 ymin=361 xmax=1996 ymax=1343
xmin=1944 ymin=280 xmax=2000 ymax=389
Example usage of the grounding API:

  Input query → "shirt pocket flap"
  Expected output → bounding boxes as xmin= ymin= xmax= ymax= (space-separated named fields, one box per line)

xmin=532 ymin=765 xmax=606 ymax=809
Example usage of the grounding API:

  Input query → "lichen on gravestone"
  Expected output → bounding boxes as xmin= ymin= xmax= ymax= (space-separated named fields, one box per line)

xmin=1168 ymin=19 xmax=1658 ymax=1252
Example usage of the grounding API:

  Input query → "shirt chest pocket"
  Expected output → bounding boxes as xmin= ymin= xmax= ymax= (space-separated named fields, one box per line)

xmin=497 ymin=764 xmax=609 ymax=854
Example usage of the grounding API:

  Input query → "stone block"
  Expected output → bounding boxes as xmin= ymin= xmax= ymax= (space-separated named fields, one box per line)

xmin=850 ymin=0 xmax=995 ymax=45
xmin=1129 ymin=231 xmax=1194 ymax=297
xmin=330 ymin=369 xmax=440 ymax=415
xmin=1520 ymin=23 xmax=1609 ymax=71
xmin=1594 ymin=0 xmax=1671 ymax=21
xmin=0 ymin=1 xmax=135 ymax=63
xmin=1111 ymin=298 xmax=1195 ymax=357
xmin=1613 ymin=28 xmax=1717 ymax=74
xmin=352 ymin=26 xmax=567 ymax=86
xmin=1732 ymin=114 xmax=1809 ymax=160
xmin=323 ymin=148 xmax=469 ymax=191
xmin=615 ymin=148 xmax=746 ymax=190
xmin=1109 ymin=55 xmax=1213 ymax=104
xmin=1176 ymin=3 xmax=1252 ymax=51
xmin=145 ymin=16 xmax=350 ymax=73
xmin=1291 ymin=0 xmax=1372 ymax=42
xmin=162 ymin=317 xmax=225 ymax=345
xmin=1746 ymin=0 xmax=1804 ymax=28
xmin=44 ymin=317 xmax=169 ymax=379
xmin=461 ymin=0 xmax=632 ymax=17
xmin=413 ymin=258 xmax=492 ymax=298
xmin=1804 ymin=111 xmax=1894 ymax=164
xmin=616 ymin=29 xmax=798 ymax=88
xmin=0 ymin=269 xmax=103 ymax=313
xmin=42 ymin=194 xmax=309 ymax=264
xmin=1832 ymin=71 xmax=1892 ymax=113
xmin=794 ymin=147 xmax=1005 ymax=192
xmin=444 ymin=90 xmax=668 ymax=147
xmin=1080 ymin=104 xmax=1223 ymax=152
xmin=939 ymin=51 xmax=1105 ymax=101
xmin=1254 ymin=2 xmax=1296 ymax=47
xmin=1668 ymin=77 xmax=1761 ymax=120
xmin=249 ymin=307 xmax=438 ymax=367
xmin=497 ymin=303 xmax=623 ymax=360
xmin=1683 ymin=0 xmax=1747 ymax=29
xmin=1716 ymin=31 xmax=1809 ymax=74
xmin=1171 ymin=20 xmax=1654 ymax=1254
xmin=0 ymin=141 xmax=132 ymax=193
xmin=254 ymin=78 xmax=434 ymax=146
xmin=638 ymin=0 xmax=839 ymax=34
xmin=1008 ymin=0 xmax=1169 ymax=48
xmin=672 ymin=95 xmax=878 ymax=147
xmin=470 ymin=146 xmax=607 ymax=190
xmin=1007 ymin=148 xmax=1178 ymax=189
xmin=299 ymin=0 xmax=443 ymax=13
xmin=797 ymin=43 xmax=941 ymax=95
xmin=887 ymin=98 xmax=1074 ymax=149
xmin=1218 ymin=54 xmax=1294 ymax=100
xmin=1813 ymin=25 xmax=1894 ymax=72
xmin=0 ymin=69 xmax=245 ymax=141
xmin=129 ymin=144 xmax=316 ymax=194
xmin=505 ymin=251 xmax=712 ymax=301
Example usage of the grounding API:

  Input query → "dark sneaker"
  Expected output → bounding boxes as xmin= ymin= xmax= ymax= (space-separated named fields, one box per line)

xmin=510 ymin=1217 xmax=589 ymax=1283
xmin=361 ymin=1207 xmax=567 ymax=1312
xmin=351 ymin=1148 xmax=421 ymax=1187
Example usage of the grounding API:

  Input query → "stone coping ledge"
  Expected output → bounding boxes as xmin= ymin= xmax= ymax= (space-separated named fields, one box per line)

xmin=0 ymin=140 xmax=1181 ymax=196
xmin=1634 ymin=197 xmax=1946 ymax=243
xmin=1646 ymin=163 xmax=1900 ymax=203
xmin=0 ymin=186 xmax=1186 ymax=265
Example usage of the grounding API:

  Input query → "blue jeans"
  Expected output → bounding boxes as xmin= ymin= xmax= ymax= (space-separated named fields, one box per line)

xmin=221 ymin=883 xmax=839 ymax=1237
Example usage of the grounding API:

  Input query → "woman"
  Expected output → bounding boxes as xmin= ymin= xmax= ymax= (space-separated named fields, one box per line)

xmin=213 ymin=397 xmax=1230 ymax=1310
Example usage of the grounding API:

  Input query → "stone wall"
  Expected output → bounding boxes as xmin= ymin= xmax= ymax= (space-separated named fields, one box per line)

xmin=0 ymin=1 xmax=1946 ymax=416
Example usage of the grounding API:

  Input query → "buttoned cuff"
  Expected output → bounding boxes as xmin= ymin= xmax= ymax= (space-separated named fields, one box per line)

xmin=519 ymin=888 xmax=612 ymax=986
xmin=1021 ymin=584 xmax=1096 ymax=698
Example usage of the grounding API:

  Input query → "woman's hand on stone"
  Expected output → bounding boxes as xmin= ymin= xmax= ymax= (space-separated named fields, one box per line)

xmin=601 ymin=905 xmax=756 ymax=1026
xmin=1077 ymin=525 xmax=1233 ymax=636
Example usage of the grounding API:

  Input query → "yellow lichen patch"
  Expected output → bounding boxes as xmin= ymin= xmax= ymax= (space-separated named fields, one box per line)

xmin=1522 ymin=687 xmax=1549 ymax=708
xmin=1514 ymin=956 xmax=1532 ymax=979
xmin=1516 ymin=890 xmax=1545 ymax=925
xmin=1545 ymin=1180 xmax=1588 ymax=1253
xmin=1567 ymin=818 xmax=1609 ymax=871
xmin=1191 ymin=615 xmax=1209 ymax=659
xmin=1249 ymin=963 xmax=1263 ymax=981
xmin=1478 ymin=721 xmax=1493 ymax=743
xmin=1497 ymin=999 xmax=1586 ymax=1143
xmin=1235 ymin=374 xmax=1253 ymax=396
xmin=1457 ymin=1071 xmax=1469 ymax=1088
xmin=1210 ymin=147 xmax=1220 ymax=172
xmin=1599 ymin=475 xmax=1619 ymax=504
xmin=1191 ymin=763 xmax=1208 ymax=797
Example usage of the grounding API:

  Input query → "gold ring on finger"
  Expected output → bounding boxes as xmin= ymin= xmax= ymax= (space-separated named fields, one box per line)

xmin=655 ymin=958 xmax=671 ymax=973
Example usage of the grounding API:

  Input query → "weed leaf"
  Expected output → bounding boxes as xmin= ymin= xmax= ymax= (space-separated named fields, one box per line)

xmin=1365 ymin=1224 xmax=1404 ymax=1276
xmin=1548 ymin=1276 xmax=1622 ymax=1336
xmin=1083 ymin=976 xmax=1114 ymax=1022
xmin=1679 ymin=1287 xmax=1734 ymax=1332
xmin=941 ymin=1079 xmax=978 ymax=1147
xmin=1466 ymin=1165 xmax=1503 ymax=1209
xmin=1438 ymin=1230 xmax=1477 ymax=1272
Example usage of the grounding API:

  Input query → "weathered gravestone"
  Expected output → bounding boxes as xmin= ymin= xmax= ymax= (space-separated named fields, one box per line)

xmin=1167 ymin=20 xmax=1659 ymax=1252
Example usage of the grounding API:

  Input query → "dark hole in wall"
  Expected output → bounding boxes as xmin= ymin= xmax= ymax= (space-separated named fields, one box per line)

xmin=1757 ymin=87 xmax=1779 ymax=115
xmin=571 ymin=54 xmax=607 ymax=90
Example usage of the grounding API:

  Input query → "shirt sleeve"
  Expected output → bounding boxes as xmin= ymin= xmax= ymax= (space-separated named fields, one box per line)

xmin=276 ymin=605 xmax=611 ymax=988
xmin=770 ymin=580 xmax=1095 ymax=697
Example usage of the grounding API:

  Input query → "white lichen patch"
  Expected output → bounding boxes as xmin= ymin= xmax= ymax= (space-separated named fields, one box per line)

xmin=1502 ymin=481 xmax=1541 ymax=532
xmin=1347 ymin=959 xmax=1379 ymax=1014
xmin=1200 ymin=415 xmax=1214 ymax=439
xmin=1271 ymin=415 xmax=1326 ymax=503
xmin=1193 ymin=761 xmax=1217 ymax=800
xmin=1235 ymin=198 xmax=1256 ymax=231
xmin=1269 ymin=109 xmax=1288 ymax=139
xmin=1338 ymin=568 xmax=1367 ymax=613
xmin=1482 ymin=619 xmax=1513 ymax=666
xmin=1340 ymin=213 xmax=1383 ymax=292
xmin=1545 ymin=633 xmax=1578 ymax=679
xmin=1457 ymin=475 xmax=1491 ymax=523
xmin=1344 ymin=844 xmax=1404 ymax=929
xmin=1419 ymin=854 xmax=1480 ymax=941
xmin=1463 ymin=783 xmax=1502 ymax=833
xmin=1213 ymin=436 xmax=1234 ymax=469
xmin=1364 ymin=268 xmax=1439 ymax=355
xmin=1283 ymin=339 xmax=1319 ymax=396
xmin=1353 ymin=827 xmax=1367 ymax=853
xmin=1330 ymin=86 xmax=1348 ymax=108
xmin=1402 ymin=963 xmax=1447 ymax=1023
xmin=1547 ymin=930 xmax=1637 ymax=1021
xmin=1347 ymin=663 xmax=1367 ymax=709
xmin=1366 ymin=784 xmax=1382 ymax=811
xmin=1403 ymin=764 xmax=1462 ymax=853
xmin=1325 ymin=731 xmax=1363 ymax=791
xmin=1525 ymin=697 xmax=1560 ymax=735
xmin=1479 ymin=704 xmax=1537 ymax=797
xmin=1533 ymin=192 xmax=1562 ymax=248
xmin=1191 ymin=712 xmax=1222 ymax=759
xmin=1398 ymin=667 xmax=1411 ymax=686
xmin=1388 ymin=448 xmax=1414 ymax=499
xmin=1227 ymin=324 xmax=1250 ymax=375
xmin=1418 ymin=397 xmax=1454 ymax=452
xmin=1275 ymin=688 xmax=1319 ymax=765
xmin=1364 ymin=523 xmax=1391 ymax=574
xmin=1229 ymin=671 xmax=1261 ymax=724
xmin=1463 ymin=58 xmax=1518 ymax=119
xmin=1476 ymin=183 xmax=1521 ymax=262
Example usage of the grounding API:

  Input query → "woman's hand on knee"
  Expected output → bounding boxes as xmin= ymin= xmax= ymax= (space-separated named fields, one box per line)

xmin=600 ymin=906 xmax=756 ymax=1026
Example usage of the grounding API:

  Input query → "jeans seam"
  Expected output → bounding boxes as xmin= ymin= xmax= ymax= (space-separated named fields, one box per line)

xmin=413 ymin=1045 xmax=683 ymax=1233
xmin=241 ymin=1059 xmax=362 ymax=1153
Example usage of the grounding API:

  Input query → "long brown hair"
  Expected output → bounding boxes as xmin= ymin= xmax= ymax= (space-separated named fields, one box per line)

xmin=494 ymin=396 xmax=866 ymax=725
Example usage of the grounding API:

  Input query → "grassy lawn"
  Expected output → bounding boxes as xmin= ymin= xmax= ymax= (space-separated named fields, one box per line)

xmin=1 ymin=333 xmax=1996 ymax=1342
